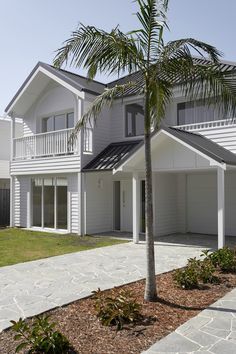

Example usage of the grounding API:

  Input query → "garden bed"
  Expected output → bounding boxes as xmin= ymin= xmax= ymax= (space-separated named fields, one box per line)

xmin=1 ymin=268 xmax=236 ymax=354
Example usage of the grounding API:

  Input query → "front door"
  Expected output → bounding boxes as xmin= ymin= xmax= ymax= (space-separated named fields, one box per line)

xmin=121 ymin=180 xmax=132 ymax=232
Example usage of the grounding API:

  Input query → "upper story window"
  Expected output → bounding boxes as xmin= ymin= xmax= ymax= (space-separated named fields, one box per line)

xmin=125 ymin=103 xmax=144 ymax=137
xmin=177 ymin=100 xmax=215 ymax=126
xmin=42 ymin=112 xmax=74 ymax=133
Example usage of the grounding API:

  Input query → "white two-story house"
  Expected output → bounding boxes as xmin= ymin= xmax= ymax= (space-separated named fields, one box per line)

xmin=5 ymin=60 xmax=236 ymax=248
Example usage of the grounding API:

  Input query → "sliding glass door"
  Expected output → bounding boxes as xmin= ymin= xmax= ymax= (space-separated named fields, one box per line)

xmin=32 ymin=177 xmax=68 ymax=230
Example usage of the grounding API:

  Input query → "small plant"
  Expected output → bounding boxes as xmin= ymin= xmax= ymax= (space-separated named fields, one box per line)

xmin=199 ymin=258 xmax=218 ymax=284
xmin=92 ymin=288 xmax=142 ymax=330
xmin=173 ymin=258 xmax=200 ymax=289
xmin=210 ymin=247 xmax=236 ymax=272
xmin=11 ymin=315 xmax=70 ymax=353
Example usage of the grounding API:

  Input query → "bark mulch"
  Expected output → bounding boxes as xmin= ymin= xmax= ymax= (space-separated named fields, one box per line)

xmin=1 ymin=270 xmax=236 ymax=354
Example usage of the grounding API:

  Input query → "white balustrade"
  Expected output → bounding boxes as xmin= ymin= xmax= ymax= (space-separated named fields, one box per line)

xmin=176 ymin=118 xmax=236 ymax=132
xmin=13 ymin=128 xmax=78 ymax=160
xmin=83 ymin=127 xmax=93 ymax=153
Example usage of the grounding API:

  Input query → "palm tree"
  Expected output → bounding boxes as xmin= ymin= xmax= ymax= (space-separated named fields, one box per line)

xmin=54 ymin=0 xmax=236 ymax=302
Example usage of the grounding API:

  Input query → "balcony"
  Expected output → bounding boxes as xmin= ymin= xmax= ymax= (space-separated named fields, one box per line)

xmin=13 ymin=128 xmax=78 ymax=160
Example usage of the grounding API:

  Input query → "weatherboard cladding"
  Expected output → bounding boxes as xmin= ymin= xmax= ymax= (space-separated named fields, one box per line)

xmin=82 ymin=140 xmax=142 ymax=171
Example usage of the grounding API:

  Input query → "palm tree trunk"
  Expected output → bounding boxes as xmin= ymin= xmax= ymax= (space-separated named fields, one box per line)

xmin=144 ymin=94 xmax=157 ymax=302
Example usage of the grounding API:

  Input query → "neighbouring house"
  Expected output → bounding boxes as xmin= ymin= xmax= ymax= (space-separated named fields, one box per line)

xmin=5 ymin=60 xmax=236 ymax=247
xmin=0 ymin=116 xmax=22 ymax=225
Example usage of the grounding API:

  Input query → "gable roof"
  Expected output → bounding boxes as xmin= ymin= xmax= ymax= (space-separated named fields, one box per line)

xmin=5 ymin=62 xmax=106 ymax=114
xmin=82 ymin=140 xmax=142 ymax=172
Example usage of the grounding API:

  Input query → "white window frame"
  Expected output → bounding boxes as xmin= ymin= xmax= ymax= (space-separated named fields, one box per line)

xmin=41 ymin=111 xmax=74 ymax=133
xmin=124 ymin=102 xmax=145 ymax=138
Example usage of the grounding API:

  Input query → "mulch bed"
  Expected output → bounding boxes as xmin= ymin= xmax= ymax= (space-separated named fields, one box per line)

xmin=1 ymin=269 xmax=236 ymax=354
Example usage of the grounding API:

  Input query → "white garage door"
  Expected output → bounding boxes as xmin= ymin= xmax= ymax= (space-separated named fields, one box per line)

xmin=187 ymin=173 xmax=217 ymax=235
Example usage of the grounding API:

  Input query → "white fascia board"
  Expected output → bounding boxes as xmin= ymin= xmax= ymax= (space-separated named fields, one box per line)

xmin=6 ymin=67 xmax=84 ymax=114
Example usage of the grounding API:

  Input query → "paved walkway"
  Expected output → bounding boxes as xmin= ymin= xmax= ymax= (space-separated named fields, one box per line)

xmin=0 ymin=233 xmax=213 ymax=332
xmin=143 ymin=288 xmax=236 ymax=354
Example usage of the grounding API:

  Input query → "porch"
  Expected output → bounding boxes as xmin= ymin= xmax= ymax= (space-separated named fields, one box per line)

xmin=113 ymin=127 xmax=236 ymax=249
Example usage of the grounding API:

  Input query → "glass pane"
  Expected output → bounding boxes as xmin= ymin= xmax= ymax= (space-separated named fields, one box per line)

xmin=43 ymin=178 xmax=54 ymax=228
xmin=55 ymin=114 xmax=66 ymax=131
xmin=135 ymin=111 xmax=144 ymax=136
xmin=42 ymin=117 xmax=54 ymax=132
xmin=177 ymin=102 xmax=195 ymax=125
xmin=125 ymin=104 xmax=144 ymax=137
xmin=32 ymin=178 xmax=42 ymax=227
xmin=57 ymin=181 xmax=67 ymax=230
xmin=67 ymin=112 xmax=74 ymax=128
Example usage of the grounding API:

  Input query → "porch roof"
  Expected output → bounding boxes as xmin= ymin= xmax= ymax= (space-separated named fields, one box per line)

xmin=82 ymin=140 xmax=142 ymax=172
xmin=113 ymin=127 xmax=236 ymax=172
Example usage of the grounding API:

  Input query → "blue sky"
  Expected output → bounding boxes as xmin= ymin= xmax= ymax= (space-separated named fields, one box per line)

xmin=0 ymin=0 xmax=236 ymax=115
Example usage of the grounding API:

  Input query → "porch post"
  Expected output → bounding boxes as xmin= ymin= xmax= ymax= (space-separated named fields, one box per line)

xmin=132 ymin=172 xmax=140 ymax=244
xmin=217 ymin=167 xmax=225 ymax=249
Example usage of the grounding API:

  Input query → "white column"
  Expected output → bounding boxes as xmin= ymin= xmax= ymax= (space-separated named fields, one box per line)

xmin=217 ymin=167 xmax=225 ymax=249
xmin=132 ymin=172 xmax=140 ymax=244
xmin=10 ymin=176 xmax=15 ymax=227
xmin=10 ymin=115 xmax=15 ymax=160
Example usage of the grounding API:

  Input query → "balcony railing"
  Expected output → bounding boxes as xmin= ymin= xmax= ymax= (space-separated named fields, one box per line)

xmin=176 ymin=118 xmax=236 ymax=132
xmin=13 ymin=128 xmax=78 ymax=160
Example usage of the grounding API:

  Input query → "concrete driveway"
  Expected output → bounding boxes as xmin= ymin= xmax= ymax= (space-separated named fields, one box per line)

xmin=0 ymin=233 xmax=230 ymax=332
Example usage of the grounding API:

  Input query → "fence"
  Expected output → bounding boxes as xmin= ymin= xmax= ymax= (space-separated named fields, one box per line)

xmin=0 ymin=189 xmax=10 ymax=226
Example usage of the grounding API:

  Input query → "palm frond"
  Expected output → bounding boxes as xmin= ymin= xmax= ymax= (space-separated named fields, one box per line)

xmin=162 ymin=38 xmax=222 ymax=63
xmin=70 ymin=82 xmax=141 ymax=143
xmin=133 ymin=0 xmax=169 ymax=61
xmin=54 ymin=24 xmax=144 ymax=78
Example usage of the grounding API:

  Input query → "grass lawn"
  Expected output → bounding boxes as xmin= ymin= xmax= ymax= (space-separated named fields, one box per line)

xmin=0 ymin=228 xmax=129 ymax=267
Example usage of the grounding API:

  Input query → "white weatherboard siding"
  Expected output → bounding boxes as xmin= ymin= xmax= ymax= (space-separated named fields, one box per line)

xmin=187 ymin=173 xmax=217 ymax=235
xmin=82 ymin=94 xmax=111 ymax=167
xmin=197 ymin=124 xmax=236 ymax=154
xmin=154 ymin=173 xmax=179 ymax=236
xmin=14 ymin=177 xmax=21 ymax=227
xmin=85 ymin=172 xmax=113 ymax=234
xmin=187 ymin=171 xmax=236 ymax=236
xmin=11 ymin=155 xmax=81 ymax=175
xmin=68 ymin=174 xmax=79 ymax=234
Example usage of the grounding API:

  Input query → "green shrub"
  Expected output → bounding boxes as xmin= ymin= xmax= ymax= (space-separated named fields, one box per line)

xmin=92 ymin=288 xmax=142 ymax=330
xmin=199 ymin=258 xmax=218 ymax=283
xmin=173 ymin=258 xmax=200 ymax=289
xmin=174 ymin=253 xmax=219 ymax=289
xmin=11 ymin=315 xmax=70 ymax=353
xmin=210 ymin=247 xmax=236 ymax=272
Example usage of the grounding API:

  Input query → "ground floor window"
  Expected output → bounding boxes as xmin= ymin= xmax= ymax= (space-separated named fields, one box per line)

xmin=32 ymin=177 xmax=68 ymax=230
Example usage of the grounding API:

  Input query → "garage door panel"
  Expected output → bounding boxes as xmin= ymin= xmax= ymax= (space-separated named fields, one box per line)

xmin=187 ymin=174 xmax=217 ymax=235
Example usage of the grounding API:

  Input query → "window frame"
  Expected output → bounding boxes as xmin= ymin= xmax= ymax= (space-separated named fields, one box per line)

xmin=124 ymin=103 xmax=144 ymax=138
xmin=177 ymin=100 xmax=216 ymax=126
xmin=41 ymin=111 xmax=74 ymax=133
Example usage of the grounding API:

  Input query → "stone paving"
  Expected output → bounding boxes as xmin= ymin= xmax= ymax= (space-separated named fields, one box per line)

xmin=143 ymin=288 xmax=236 ymax=354
xmin=0 ymin=233 xmax=213 ymax=332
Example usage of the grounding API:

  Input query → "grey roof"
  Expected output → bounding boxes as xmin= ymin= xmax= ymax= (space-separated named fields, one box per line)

xmin=108 ymin=57 xmax=236 ymax=97
xmin=5 ymin=62 xmax=106 ymax=113
xmin=163 ymin=126 xmax=236 ymax=166
xmin=82 ymin=140 xmax=143 ymax=171
xmin=6 ymin=57 xmax=236 ymax=113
